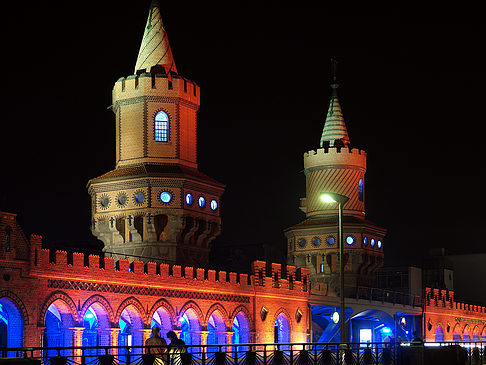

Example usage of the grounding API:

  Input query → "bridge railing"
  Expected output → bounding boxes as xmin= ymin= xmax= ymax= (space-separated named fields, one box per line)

xmin=1 ymin=341 xmax=485 ymax=365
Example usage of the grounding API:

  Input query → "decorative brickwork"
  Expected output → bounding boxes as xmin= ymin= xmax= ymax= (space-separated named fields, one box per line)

xmin=48 ymin=279 xmax=251 ymax=303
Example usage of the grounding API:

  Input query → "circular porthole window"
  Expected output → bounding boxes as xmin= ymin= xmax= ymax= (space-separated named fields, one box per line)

xmin=326 ymin=236 xmax=335 ymax=245
xmin=363 ymin=236 xmax=368 ymax=246
xmin=99 ymin=194 xmax=111 ymax=209
xmin=185 ymin=193 xmax=193 ymax=205
xmin=117 ymin=193 xmax=127 ymax=207
xmin=346 ymin=236 xmax=355 ymax=245
xmin=198 ymin=196 xmax=206 ymax=208
xmin=370 ymin=238 xmax=376 ymax=247
xmin=377 ymin=240 xmax=382 ymax=249
xmin=210 ymin=199 xmax=218 ymax=211
xmin=298 ymin=238 xmax=307 ymax=247
xmin=312 ymin=237 xmax=321 ymax=247
xmin=160 ymin=191 xmax=172 ymax=203
xmin=134 ymin=191 xmax=145 ymax=205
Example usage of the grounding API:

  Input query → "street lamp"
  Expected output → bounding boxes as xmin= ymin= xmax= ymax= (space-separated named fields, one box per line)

xmin=320 ymin=192 xmax=349 ymax=344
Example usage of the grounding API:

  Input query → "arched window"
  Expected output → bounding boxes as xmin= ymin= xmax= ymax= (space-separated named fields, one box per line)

xmin=435 ymin=325 xmax=444 ymax=342
xmin=154 ymin=111 xmax=169 ymax=142
xmin=358 ymin=179 xmax=364 ymax=201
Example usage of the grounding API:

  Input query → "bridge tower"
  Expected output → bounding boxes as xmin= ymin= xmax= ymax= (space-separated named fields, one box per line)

xmin=285 ymin=61 xmax=386 ymax=294
xmin=87 ymin=1 xmax=225 ymax=266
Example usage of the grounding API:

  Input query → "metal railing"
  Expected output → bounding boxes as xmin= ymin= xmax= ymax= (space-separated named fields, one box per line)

xmin=1 ymin=341 xmax=485 ymax=365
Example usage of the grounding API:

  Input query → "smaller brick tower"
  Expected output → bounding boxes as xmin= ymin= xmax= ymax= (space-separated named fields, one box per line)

xmin=87 ymin=1 xmax=225 ymax=266
xmin=285 ymin=62 xmax=386 ymax=295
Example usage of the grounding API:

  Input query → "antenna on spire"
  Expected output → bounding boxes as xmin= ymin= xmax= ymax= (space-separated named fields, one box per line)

xmin=330 ymin=59 xmax=339 ymax=92
xmin=331 ymin=58 xmax=338 ymax=83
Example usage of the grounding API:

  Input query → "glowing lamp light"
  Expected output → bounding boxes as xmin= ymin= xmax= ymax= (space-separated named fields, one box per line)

xmin=85 ymin=313 xmax=94 ymax=319
xmin=321 ymin=194 xmax=338 ymax=203
xmin=381 ymin=327 xmax=392 ymax=334
xmin=331 ymin=311 xmax=340 ymax=324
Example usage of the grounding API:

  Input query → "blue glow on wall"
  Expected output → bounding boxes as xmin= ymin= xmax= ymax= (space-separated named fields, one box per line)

xmin=0 ymin=299 xmax=23 ymax=357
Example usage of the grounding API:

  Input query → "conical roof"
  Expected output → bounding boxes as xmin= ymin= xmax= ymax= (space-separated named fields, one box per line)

xmin=134 ymin=0 xmax=177 ymax=73
xmin=320 ymin=84 xmax=350 ymax=147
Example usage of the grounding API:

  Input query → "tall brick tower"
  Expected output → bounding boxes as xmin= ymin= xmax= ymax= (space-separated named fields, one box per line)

xmin=87 ymin=1 xmax=225 ymax=266
xmin=285 ymin=62 xmax=386 ymax=294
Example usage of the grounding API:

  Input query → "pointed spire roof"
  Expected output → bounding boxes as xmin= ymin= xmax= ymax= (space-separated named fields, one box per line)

xmin=320 ymin=60 xmax=350 ymax=148
xmin=134 ymin=0 xmax=177 ymax=74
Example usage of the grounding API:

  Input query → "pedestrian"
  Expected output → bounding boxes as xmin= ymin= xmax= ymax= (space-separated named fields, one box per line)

xmin=166 ymin=331 xmax=186 ymax=365
xmin=145 ymin=326 xmax=167 ymax=365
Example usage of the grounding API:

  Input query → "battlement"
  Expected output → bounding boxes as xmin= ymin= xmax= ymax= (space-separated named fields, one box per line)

xmin=304 ymin=146 xmax=366 ymax=171
xmin=113 ymin=72 xmax=200 ymax=107
xmin=29 ymin=248 xmax=309 ymax=296
xmin=425 ymin=287 xmax=486 ymax=314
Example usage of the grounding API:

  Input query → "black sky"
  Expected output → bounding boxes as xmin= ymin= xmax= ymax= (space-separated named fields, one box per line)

xmin=2 ymin=2 xmax=485 ymax=267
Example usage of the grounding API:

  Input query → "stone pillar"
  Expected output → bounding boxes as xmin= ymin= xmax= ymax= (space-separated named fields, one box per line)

xmin=72 ymin=327 xmax=84 ymax=363
xmin=226 ymin=331 xmax=233 ymax=353
xmin=200 ymin=330 xmax=209 ymax=356
xmin=110 ymin=328 xmax=120 ymax=356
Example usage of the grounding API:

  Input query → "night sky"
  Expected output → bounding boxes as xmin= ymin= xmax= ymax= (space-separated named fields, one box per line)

xmin=2 ymin=2 xmax=485 ymax=268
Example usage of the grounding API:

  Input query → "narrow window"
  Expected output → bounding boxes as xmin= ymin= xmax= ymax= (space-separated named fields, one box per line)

xmin=5 ymin=227 xmax=11 ymax=252
xmin=154 ymin=111 xmax=169 ymax=142
xmin=358 ymin=178 xmax=364 ymax=201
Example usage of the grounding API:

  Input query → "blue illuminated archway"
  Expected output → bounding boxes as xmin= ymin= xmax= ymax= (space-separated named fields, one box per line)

xmin=179 ymin=308 xmax=201 ymax=353
xmin=0 ymin=298 xmax=23 ymax=357
xmin=118 ymin=305 xmax=144 ymax=363
xmin=83 ymin=303 xmax=111 ymax=363
xmin=151 ymin=306 xmax=173 ymax=341
xmin=232 ymin=311 xmax=251 ymax=353
xmin=44 ymin=300 xmax=74 ymax=359
xmin=274 ymin=312 xmax=290 ymax=349
xmin=207 ymin=311 xmax=226 ymax=355
xmin=435 ymin=325 xmax=444 ymax=342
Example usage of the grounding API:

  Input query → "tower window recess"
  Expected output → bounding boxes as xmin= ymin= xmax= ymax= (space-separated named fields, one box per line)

xmin=358 ymin=179 xmax=364 ymax=201
xmin=154 ymin=111 xmax=169 ymax=142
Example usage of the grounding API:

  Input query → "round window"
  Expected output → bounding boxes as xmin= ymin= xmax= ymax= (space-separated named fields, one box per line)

xmin=298 ymin=238 xmax=306 ymax=247
xmin=363 ymin=236 xmax=368 ymax=246
xmin=210 ymin=199 xmax=218 ymax=211
xmin=198 ymin=196 xmax=206 ymax=208
xmin=117 ymin=194 xmax=127 ymax=206
xmin=134 ymin=192 xmax=145 ymax=204
xmin=99 ymin=195 xmax=110 ymax=208
xmin=160 ymin=191 xmax=172 ymax=203
xmin=312 ymin=237 xmax=321 ymax=247
xmin=377 ymin=240 xmax=382 ymax=249
xmin=185 ymin=193 xmax=193 ymax=205
xmin=370 ymin=238 xmax=375 ymax=247
xmin=326 ymin=236 xmax=335 ymax=245
xmin=346 ymin=236 xmax=354 ymax=245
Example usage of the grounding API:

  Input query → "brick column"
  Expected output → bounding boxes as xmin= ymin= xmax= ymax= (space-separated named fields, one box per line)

xmin=226 ymin=331 xmax=233 ymax=353
xmin=110 ymin=328 xmax=119 ymax=357
xmin=72 ymin=327 xmax=84 ymax=363
xmin=200 ymin=330 xmax=208 ymax=357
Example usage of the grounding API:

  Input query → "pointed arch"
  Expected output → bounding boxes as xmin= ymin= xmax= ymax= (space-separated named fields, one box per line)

xmin=178 ymin=300 xmax=204 ymax=324
xmin=452 ymin=323 xmax=462 ymax=341
xmin=230 ymin=305 xmax=253 ymax=331
xmin=148 ymin=299 xmax=177 ymax=328
xmin=80 ymin=295 xmax=115 ymax=325
xmin=205 ymin=303 xmax=230 ymax=329
xmin=435 ymin=324 xmax=444 ymax=342
xmin=472 ymin=325 xmax=481 ymax=341
xmin=0 ymin=290 xmax=29 ymax=325
xmin=463 ymin=325 xmax=471 ymax=341
xmin=39 ymin=291 xmax=78 ymax=325
xmin=115 ymin=297 xmax=147 ymax=325
xmin=273 ymin=307 xmax=293 ymax=331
